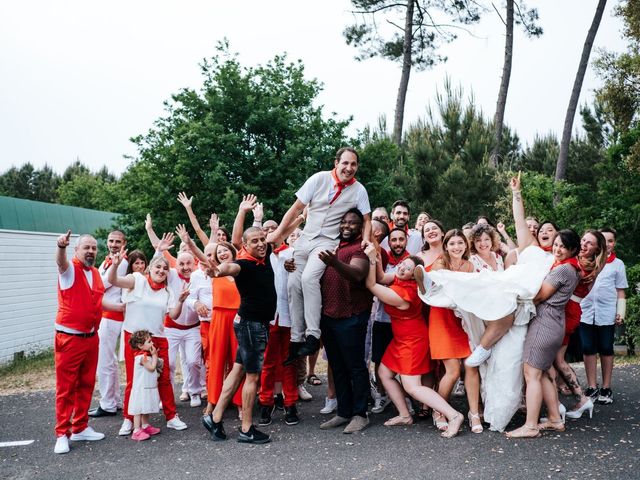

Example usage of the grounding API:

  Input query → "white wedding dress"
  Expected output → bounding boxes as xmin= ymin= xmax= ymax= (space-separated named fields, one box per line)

xmin=417 ymin=246 xmax=553 ymax=431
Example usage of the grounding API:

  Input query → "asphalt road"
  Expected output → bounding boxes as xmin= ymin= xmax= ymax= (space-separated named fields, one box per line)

xmin=1 ymin=364 xmax=639 ymax=480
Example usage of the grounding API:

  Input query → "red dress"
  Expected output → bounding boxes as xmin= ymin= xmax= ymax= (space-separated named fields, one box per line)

xmin=563 ymin=281 xmax=589 ymax=346
xmin=381 ymin=279 xmax=432 ymax=375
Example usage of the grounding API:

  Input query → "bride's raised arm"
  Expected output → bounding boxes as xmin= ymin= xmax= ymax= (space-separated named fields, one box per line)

xmin=510 ymin=173 xmax=536 ymax=252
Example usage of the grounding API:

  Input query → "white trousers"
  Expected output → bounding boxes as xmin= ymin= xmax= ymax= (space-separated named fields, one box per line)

xmin=96 ymin=318 xmax=123 ymax=411
xmin=178 ymin=344 xmax=206 ymax=394
xmin=287 ymin=235 xmax=338 ymax=342
xmin=165 ymin=326 xmax=202 ymax=395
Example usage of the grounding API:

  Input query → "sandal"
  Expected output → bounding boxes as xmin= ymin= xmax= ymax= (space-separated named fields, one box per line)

xmin=467 ymin=412 xmax=483 ymax=434
xmin=307 ymin=374 xmax=322 ymax=386
xmin=416 ymin=408 xmax=431 ymax=419
xmin=441 ymin=413 xmax=463 ymax=438
xmin=384 ymin=415 xmax=414 ymax=427
xmin=505 ymin=424 xmax=541 ymax=439
xmin=432 ymin=411 xmax=448 ymax=431
xmin=537 ymin=420 xmax=565 ymax=432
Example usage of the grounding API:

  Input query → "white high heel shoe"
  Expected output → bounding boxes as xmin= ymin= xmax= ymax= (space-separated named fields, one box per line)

xmin=566 ymin=398 xmax=594 ymax=419
xmin=540 ymin=402 xmax=566 ymax=423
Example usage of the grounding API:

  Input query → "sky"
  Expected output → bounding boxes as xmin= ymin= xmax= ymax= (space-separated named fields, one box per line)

xmin=0 ymin=1 xmax=627 ymax=176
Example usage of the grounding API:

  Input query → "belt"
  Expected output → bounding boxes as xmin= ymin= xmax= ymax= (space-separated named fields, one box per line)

xmin=56 ymin=330 xmax=96 ymax=338
xmin=570 ymin=295 xmax=584 ymax=304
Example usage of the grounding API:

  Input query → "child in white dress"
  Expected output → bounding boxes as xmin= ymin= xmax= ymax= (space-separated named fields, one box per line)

xmin=128 ymin=330 xmax=162 ymax=441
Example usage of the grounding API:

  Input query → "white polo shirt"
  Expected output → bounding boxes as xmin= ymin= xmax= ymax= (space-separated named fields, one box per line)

xmin=580 ymin=258 xmax=628 ymax=326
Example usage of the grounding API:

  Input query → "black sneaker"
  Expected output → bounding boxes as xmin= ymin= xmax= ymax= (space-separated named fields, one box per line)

xmin=585 ymin=386 xmax=600 ymax=401
xmin=284 ymin=405 xmax=300 ymax=426
xmin=259 ymin=405 xmax=274 ymax=426
xmin=597 ymin=388 xmax=614 ymax=404
xmin=274 ymin=393 xmax=284 ymax=411
xmin=209 ymin=419 xmax=227 ymax=441
xmin=238 ymin=425 xmax=271 ymax=444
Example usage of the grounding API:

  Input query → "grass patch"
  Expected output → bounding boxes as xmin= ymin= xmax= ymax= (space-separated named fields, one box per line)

xmin=0 ymin=349 xmax=55 ymax=394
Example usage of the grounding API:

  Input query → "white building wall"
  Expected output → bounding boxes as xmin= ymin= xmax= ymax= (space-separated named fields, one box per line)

xmin=0 ymin=230 xmax=77 ymax=364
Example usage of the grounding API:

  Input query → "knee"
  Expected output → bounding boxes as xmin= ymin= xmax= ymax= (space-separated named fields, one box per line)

xmin=446 ymin=362 xmax=461 ymax=379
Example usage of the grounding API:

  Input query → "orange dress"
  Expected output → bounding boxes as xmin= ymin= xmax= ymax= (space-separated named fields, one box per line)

xmin=207 ymin=276 xmax=242 ymax=405
xmin=382 ymin=279 xmax=432 ymax=375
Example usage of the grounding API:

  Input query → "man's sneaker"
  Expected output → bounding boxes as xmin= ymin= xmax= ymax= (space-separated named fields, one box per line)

xmin=597 ymin=388 xmax=614 ymax=404
xmin=452 ymin=379 xmax=466 ymax=397
xmin=238 ymin=425 xmax=271 ymax=444
xmin=259 ymin=405 xmax=274 ymax=426
xmin=119 ymin=418 xmax=133 ymax=436
xmin=371 ymin=395 xmax=390 ymax=414
xmin=88 ymin=406 xmax=117 ymax=417
xmin=179 ymin=392 xmax=190 ymax=402
xmin=209 ymin=419 xmax=227 ymax=441
xmin=274 ymin=393 xmax=285 ymax=411
xmin=320 ymin=397 xmax=338 ymax=414
xmin=298 ymin=384 xmax=313 ymax=401
xmin=190 ymin=394 xmax=202 ymax=408
xmin=167 ymin=415 xmax=188 ymax=430
xmin=54 ymin=435 xmax=70 ymax=454
xmin=284 ymin=405 xmax=300 ymax=425
xmin=343 ymin=415 xmax=369 ymax=434
xmin=585 ymin=386 xmax=600 ymax=401
xmin=70 ymin=427 xmax=105 ymax=441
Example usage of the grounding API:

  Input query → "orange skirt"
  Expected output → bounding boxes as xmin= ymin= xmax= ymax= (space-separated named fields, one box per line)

xmin=428 ymin=306 xmax=471 ymax=360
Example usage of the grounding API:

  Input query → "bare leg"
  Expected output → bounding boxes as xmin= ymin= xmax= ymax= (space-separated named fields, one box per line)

xmin=379 ymin=364 xmax=410 ymax=417
xmin=540 ymin=369 xmax=563 ymax=426
xmin=583 ymin=354 xmax=598 ymax=388
xmin=375 ymin=363 xmax=386 ymax=396
xmin=479 ymin=314 xmax=514 ymax=349
xmin=240 ymin=373 xmax=259 ymax=432
xmin=133 ymin=414 xmax=142 ymax=430
xmin=464 ymin=365 xmax=481 ymax=430
xmin=601 ymin=355 xmax=614 ymax=389
xmin=437 ymin=359 xmax=461 ymax=401
xmin=308 ymin=350 xmax=319 ymax=377
xmin=506 ymin=363 xmax=542 ymax=438
xmin=554 ymin=346 xmax=588 ymax=408
xmin=212 ymin=363 xmax=245 ymax=423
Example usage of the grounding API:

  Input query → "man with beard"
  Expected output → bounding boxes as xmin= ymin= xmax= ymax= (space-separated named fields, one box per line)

xmin=381 ymin=200 xmax=423 ymax=255
xmin=317 ymin=208 xmax=373 ymax=434
xmin=53 ymin=232 xmax=106 ymax=454
xmin=89 ymin=230 xmax=129 ymax=418
xmin=370 ymin=228 xmax=410 ymax=414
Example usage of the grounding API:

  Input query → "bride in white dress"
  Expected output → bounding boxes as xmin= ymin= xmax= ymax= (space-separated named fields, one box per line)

xmin=414 ymin=174 xmax=557 ymax=431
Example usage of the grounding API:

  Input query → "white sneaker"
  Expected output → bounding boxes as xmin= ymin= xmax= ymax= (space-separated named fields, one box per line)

xmin=190 ymin=394 xmax=202 ymax=408
xmin=371 ymin=395 xmax=390 ymax=414
xmin=320 ymin=397 xmax=338 ymax=414
xmin=298 ymin=384 xmax=313 ymax=401
xmin=179 ymin=392 xmax=190 ymax=402
xmin=119 ymin=418 xmax=133 ymax=436
xmin=54 ymin=436 xmax=70 ymax=454
xmin=465 ymin=345 xmax=492 ymax=367
xmin=452 ymin=379 xmax=466 ymax=397
xmin=166 ymin=415 xmax=188 ymax=430
xmin=70 ymin=426 xmax=105 ymax=441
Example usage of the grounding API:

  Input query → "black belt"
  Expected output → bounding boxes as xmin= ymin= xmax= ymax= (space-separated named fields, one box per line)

xmin=56 ymin=330 xmax=96 ymax=338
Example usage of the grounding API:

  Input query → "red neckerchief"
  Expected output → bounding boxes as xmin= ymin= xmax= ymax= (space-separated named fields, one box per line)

xmin=387 ymin=249 xmax=410 ymax=266
xmin=72 ymin=256 xmax=91 ymax=271
xmin=102 ymin=254 xmax=127 ymax=270
xmin=606 ymin=252 xmax=616 ymax=264
xmin=393 ymin=277 xmax=416 ymax=289
xmin=134 ymin=349 xmax=150 ymax=360
xmin=237 ymin=247 xmax=266 ymax=266
xmin=552 ymin=257 xmax=580 ymax=270
xmin=178 ymin=272 xmax=190 ymax=282
xmin=329 ymin=169 xmax=356 ymax=205
xmin=146 ymin=274 xmax=165 ymax=291
xmin=388 ymin=222 xmax=409 ymax=234
xmin=541 ymin=245 xmax=553 ymax=252
xmin=273 ymin=244 xmax=289 ymax=254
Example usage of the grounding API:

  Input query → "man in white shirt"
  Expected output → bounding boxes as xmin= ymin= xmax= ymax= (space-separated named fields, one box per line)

xmin=89 ymin=230 xmax=129 ymax=418
xmin=272 ymin=148 xmax=372 ymax=361
xmin=579 ymin=227 xmax=628 ymax=404
xmin=380 ymin=200 xmax=423 ymax=255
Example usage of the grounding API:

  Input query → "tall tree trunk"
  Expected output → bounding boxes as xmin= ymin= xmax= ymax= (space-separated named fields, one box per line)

xmin=555 ymin=0 xmax=607 ymax=182
xmin=490 ymin=0 xmax=514 ymax=169
xmin=392 ymin=0 xmax=415 ymax=146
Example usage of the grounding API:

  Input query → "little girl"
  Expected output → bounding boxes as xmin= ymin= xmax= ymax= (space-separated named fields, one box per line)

xmin=128 ymin=330 xmax=162 ymax=441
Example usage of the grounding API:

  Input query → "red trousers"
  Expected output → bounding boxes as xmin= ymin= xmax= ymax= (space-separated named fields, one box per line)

xmin=207 ymin=308 xmax=243 ymax=406
xmin=54 ymin=332 xmax=99 ymax=437
xmin=259 ymin=324 xmax=298 ymax=407
xmin=123 ymin=331 xmax=176 ymax=421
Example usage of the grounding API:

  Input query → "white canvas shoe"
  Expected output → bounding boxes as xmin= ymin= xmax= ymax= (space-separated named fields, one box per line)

xmin=119 ymin=418 xmax=133 ymax=436
xmin=320 ymin=397 xmax=338 ymax=414
xmin=167 ymin=415 xmax=188 ymax=430
xmin=70 ymin=426 xmax=105 ymax=441
xmin=190 ymin=394 xmax=202 ymax=408
xmin=54 ymin=436 xmax=70 ymax=454
xmin=465 ymin=345 xmax=492 ymax=367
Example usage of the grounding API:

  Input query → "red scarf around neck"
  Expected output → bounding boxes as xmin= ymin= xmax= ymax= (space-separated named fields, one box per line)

xmin=330 ymin=169 xmax=356 ymax=205
xmin=237 ymin=247 xmax=266 ymax=266
xmin=606 ymin=252 xmax=616 ymax=264
xmin=551 ymin=256 xmax=580 ymax=271
xmin=146 ymin=274 xmax=166 ymax=291
xmin=540 ymin=244 xmax=553 ymax=253
xmin=273 ymin=244 xmax=289 ymax=254
xmin=177 ymin=272 xmax=190 ymax=282
xmin=387 ymin=249 xmax=410 ymax=266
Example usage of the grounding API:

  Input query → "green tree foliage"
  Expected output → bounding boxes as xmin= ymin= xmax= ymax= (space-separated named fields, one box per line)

xmin=115 ymin=42 xmax=349 ymax=247
xmin=0 ymin=163 xmax=61 ymax=203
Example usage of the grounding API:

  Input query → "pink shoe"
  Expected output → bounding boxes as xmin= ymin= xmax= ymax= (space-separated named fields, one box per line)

xmin=143 ymin=425 xmax=161 ymax=436
xmin=131 ymin=429 xmax=150 ymax=441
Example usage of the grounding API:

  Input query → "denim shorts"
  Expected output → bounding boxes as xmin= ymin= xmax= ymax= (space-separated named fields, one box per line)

xmin=580 ymin=323 xmax=615 ymax=356
xmin=234 ymin=319 xmax=269 ymax=374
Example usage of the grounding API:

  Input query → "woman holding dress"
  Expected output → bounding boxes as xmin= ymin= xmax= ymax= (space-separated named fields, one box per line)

xmin=363 ymin=245 xmax=463 ymax=438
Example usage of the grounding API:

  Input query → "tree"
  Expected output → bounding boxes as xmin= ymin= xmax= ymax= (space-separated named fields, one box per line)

xmin=115 ymin=42 xmax=349 ymax=248
xmin=555 ymin=0 xmax=607 ymax=182
xmin=490 ymin=1 xmax=542 ymax=167
xmin=0 ymin=163 xmax=61 ymax=203
xmin=343 ymin=0 xmax=482 ymax=146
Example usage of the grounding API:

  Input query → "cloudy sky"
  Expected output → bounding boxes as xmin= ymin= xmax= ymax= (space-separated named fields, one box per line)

xmin=0 ymin=1 xmax=626 ymax=175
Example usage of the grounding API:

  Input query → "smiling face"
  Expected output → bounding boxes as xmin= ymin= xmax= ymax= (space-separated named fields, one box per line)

xmin=334 ymin=150 xmax=359 ymax=183
xmin=131 ymin=258 xmax=147 ymax=273
xmin=552 ymin=235 xmax=573 ymax=262
xmin=526 ymin=218 xmax=540 ymax=236
xmin=445 ymin=234 xmax=468 ymax=260
xmin=392 ymin=205 xmax=410 ymax=229
xmin=396 ymin=258 xmax=417 ymax=281
xmin=537 ymin=223 xmax=558 ymax=248
xmin=473 ymin=232 xmax=493 ymax=256
xmin=243 ymin=229 xmax=268 ymax=259
xmin=216 ymin=230 xmax=228 ymax=242
xmin=216 ymin=244 xmax=233 ymax=264
xmin=75 ymin=236 xmax=98 ymax=267
xmin=339 ymin=212 xmax=363 ymax=242
xmin=263 ymin=220 xmax=278 ymax=236
xmin=176 ymin=253 xmax=194 ymax=278
xmin=287 ymin=228 xmax=301 ymax=247
xmin=388 ymin=229 xmax=407 ymax=257
xmin=415 ymin=213 xmax=429 ymax=230
xmin=106 ymin=231 xmax=126 ymax=255
xmin=602 ymin=231 xmax=616 ymax=255
xmin=149 ymin=259 xmax=169 ymax=283
xmin=580 ymin=232 xmax=599 ymax=258
xmin=423 ymin=222 xmax=444 ymax=245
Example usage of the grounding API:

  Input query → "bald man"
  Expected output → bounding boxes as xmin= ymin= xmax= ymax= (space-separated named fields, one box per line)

xmin=54 ymin=232 xmax=106 ymax=454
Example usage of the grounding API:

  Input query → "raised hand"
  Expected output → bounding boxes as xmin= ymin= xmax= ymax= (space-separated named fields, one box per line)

xmin=364 ymin=242 xmax=377 ymax=262
xmin=175 ymin=224 xmax=191 ymax=245
xmin=510 ymin=171 xmax=521 ymax=192
xmin=497 ymin=222 xmax=507 ymax=234
xmin=252 ymin=202 xmax=264 ymax=222
xmin=239 ymin=194 xmax=258 ymax=213
xmin=177 ymin=192 xmax=193 ymax=209
xmin=112 ymin=247 xmax=128 ymax=267
xmin=57 ymin=230 xmax=72 ymax=248
xmin=209 ymin=213 xmax=219 ymax=232
xmin=318 ymin=248 xmax=338 ymax=267
xmin=178 ymin=285 xmax=191 ymax=303
xmin=157 ymin=232 xmax=175 ymax=252
xmin=145 ymin=213 xmax=153 ymax=230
